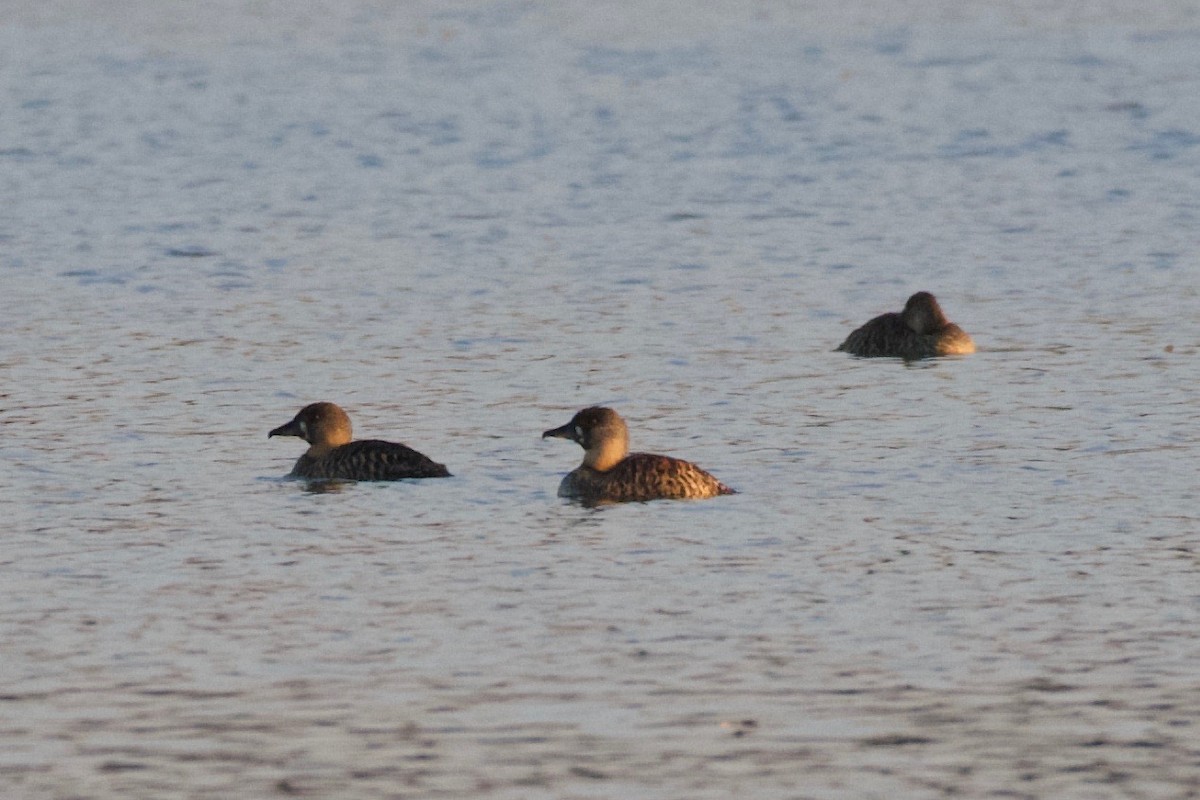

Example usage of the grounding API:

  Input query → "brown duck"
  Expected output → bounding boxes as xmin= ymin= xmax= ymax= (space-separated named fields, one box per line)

xmin=837 ymin=291 xmax=975 ymax=359
xmin=543 ymin=407 xmax=735 ymax=503
xmin=269 ymin=402 xmax=450 ymax=481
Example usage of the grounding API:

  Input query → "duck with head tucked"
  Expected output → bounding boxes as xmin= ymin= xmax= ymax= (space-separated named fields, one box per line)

xmin=269 ymin=402 xmax=451 ymax=481
xmin=543 ymin=406 xmax=735 ymax=504
xmin=837 ymin=291 xmax=975 ymax=359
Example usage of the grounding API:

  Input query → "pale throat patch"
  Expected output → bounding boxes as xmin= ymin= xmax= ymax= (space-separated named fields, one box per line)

xmin=587 ymin=433 xmax=628 ymax=472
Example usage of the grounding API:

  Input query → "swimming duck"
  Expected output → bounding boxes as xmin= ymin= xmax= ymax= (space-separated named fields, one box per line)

xmin=542 ymin=406 xmax=735 ymax=503
xmin=268 ymin=402 xmax=451 ymax=481
xmin=837 ymin=291 xmax=975 ymax=359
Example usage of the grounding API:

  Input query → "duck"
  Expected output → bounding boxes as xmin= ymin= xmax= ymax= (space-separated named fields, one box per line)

xmin=836 ymin=291 xmax=975 ymax=359
xmin=542 ymin=406 xmax=735 ymax=503
xmin=268 ymin=402 xmax=451 ymax=481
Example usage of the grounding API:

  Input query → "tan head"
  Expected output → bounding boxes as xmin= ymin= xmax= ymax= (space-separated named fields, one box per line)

xmin=269 ymin=402 xmax=353 ymax=453
xmin=542 ymin=406 xmax=630 ymax=472
xmin=902 ymin=291 xmax=950 ymax=335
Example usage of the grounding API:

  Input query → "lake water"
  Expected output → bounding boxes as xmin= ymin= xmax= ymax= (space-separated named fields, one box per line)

xmin=3 ymin=2 xmax=1199 ymax=797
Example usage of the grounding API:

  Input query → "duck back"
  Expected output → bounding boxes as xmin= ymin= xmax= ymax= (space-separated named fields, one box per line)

xmin=837 ymin=313 xmax=974 ymax=359
xmin=559 ymin=452 xmax=735 ymax=503
xmin=293 ymin=440 xmax=451 ymax=481
xmin=837 ymin=312 xmax=912 ymax=357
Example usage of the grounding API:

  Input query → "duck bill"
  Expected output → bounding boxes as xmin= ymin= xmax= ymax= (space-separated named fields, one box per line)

xmin=542 ymin=421 xmax=579 ymax=443
xmin=268 ymin=419 xmax=302 ymax=439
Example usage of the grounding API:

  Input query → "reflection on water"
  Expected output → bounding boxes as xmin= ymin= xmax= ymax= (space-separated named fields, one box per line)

xmin=2 ymin=2 xmax=1200 ymax=797
xmin=300 ymin=479 xmax=349 ymax=495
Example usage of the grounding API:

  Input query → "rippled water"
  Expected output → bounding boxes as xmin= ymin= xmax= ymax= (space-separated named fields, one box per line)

xmin=3 ymin=2 xmax=1200 ymax=797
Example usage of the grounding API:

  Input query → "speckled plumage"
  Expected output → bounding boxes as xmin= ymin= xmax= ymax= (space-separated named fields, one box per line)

xmin=837 ymin=291 xmax=975 ymax=359
xmin=269 ymin=402 xmax=450 ymax=481
xmin=542 ymin=407 xmax=735 ymax=504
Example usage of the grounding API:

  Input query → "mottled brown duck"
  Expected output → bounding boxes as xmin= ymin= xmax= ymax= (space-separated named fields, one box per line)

xmin=837 ymin=291 xmax=975 ymax=359
xmin=542 ymin=406 xmax=735 ymax=504
xmin=269 ymin=402 xmax=450 ymax=481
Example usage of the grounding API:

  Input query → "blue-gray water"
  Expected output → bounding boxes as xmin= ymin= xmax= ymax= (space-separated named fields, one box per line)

xmin=3 ymin=3 xmax=1199 ymax=797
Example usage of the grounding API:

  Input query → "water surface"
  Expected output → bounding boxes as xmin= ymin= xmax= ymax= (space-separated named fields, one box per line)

xmin=2 ymin=2 xmax=1199 ymax=797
